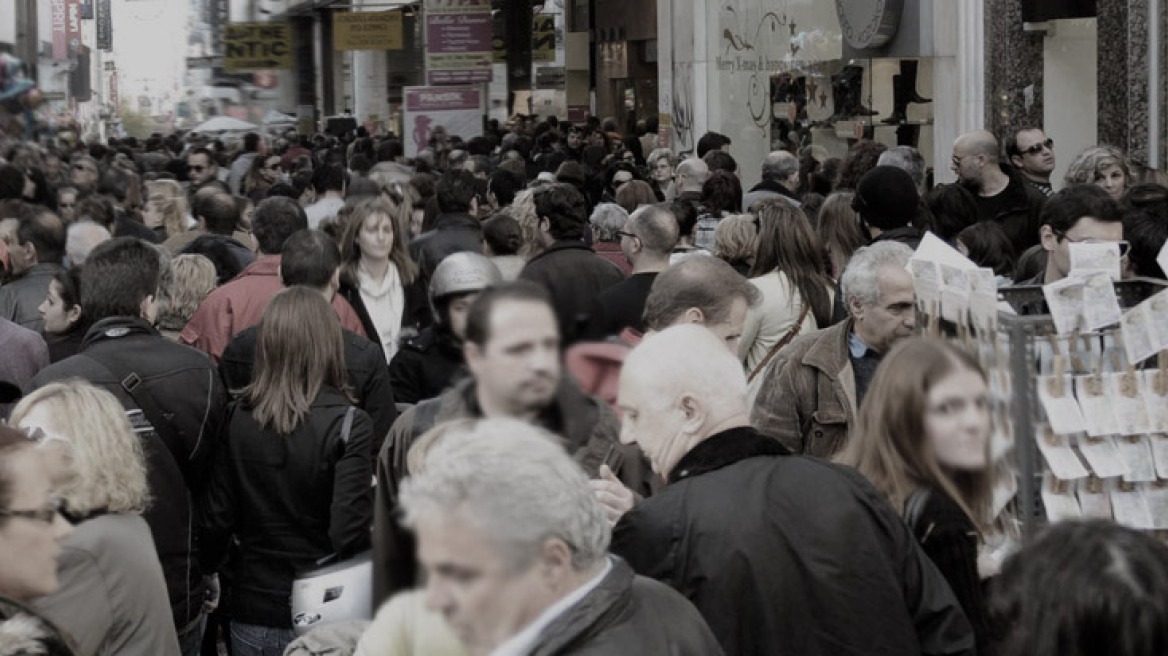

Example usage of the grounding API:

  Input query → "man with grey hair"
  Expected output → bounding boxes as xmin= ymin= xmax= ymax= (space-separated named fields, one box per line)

xmin=588 ymin=202 xmax=632 ymax=275
xmin=584 ymin=204 xmax=678 ymax=338
xmin=400 ymin=418 xmax=724 ymax=656
xmin=65 ymin=221 xmax=111 ymax=266
xmin=612 ymin=324 xmax=974 ymax=656
xmin=742 ymin=150 xmax=801 ymax=211
xmin=877 ymin=145 xmax=927 ymax=194
xmin=752 ymin=241 xmax=915 ymax=457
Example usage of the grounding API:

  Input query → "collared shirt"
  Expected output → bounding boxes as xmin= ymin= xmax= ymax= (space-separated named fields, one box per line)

xmin=848 ymin=331 xmax=877 ymax=359
xmin=488 ymin=558 xmax=613 ymax=656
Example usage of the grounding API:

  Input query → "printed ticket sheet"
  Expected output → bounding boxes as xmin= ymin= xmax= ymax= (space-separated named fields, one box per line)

xmin=1035 ymin=424 xmax=1089 ymax=479
xmin=1037 ymin=376 xmax=1088 ymax=436
xmin=1075 ymin=478 xmax=1113 ymax=521
xmin=1116 ymin=435 xmax=1158 ymax=483
xmin=1079 ymin=273 xmax=1123 ymax=331
xmin=1151 ymin=433 xmax=1168 ymax=479
xmin=1073 ymin=375 xmax=1119 ymax=437
xmin=1042 ymin=472 xmax=1083 ymax=522
xmin=1043 ymin=277 xmax=1085 ymax=335
xmin=1110 ymin=482 xmax=1154 ymax=530
xmin=1068 ymin=241 xmax=1122 ymax=280
xmin=1120 ymin=302 xmax=1158 ymax=365
xmin=1076 ymin=435 xmax=1130 ymax=479
xmin=1106 ymin=372 xmax=1151 ymax=436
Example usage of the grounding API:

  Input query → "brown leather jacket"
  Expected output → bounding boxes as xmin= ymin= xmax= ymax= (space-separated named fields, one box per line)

xmin=372 ymin=376 xmax=652 ymax=604
xmin=750 ymin=318 xmax=858 ymax=458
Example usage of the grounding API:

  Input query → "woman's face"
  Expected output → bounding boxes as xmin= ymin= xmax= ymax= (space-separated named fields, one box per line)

xmin=410 ymin=208 xmax=425 ymax=238
xmin=923 ymin=365 xmax=991 ymax=472
xmin=0 ymin=448 xmax=71 ymax=602
xmin=142 ymin=198 xmax=164 ymax=229
xmin=261 ymin=156 xmax=282 ymax=182
xmin=652 ymin=159 xmax=674 ymax=184
xmin=38 ymin=280 xmax=79 ymax=334
xmin=1094 ymin=164 xmax=1127 ymax=201
xmin=357 ymin=212 xmax=395 ymax=263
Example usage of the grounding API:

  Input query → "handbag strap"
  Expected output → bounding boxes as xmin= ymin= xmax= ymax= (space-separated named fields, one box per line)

xmin=748 ymin=303 xmax=812 ymax=383
xmin=903 ymin=487 xmax=933 ymax=535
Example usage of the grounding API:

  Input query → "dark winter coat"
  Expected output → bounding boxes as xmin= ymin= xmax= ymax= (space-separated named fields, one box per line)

xmin=27 ymin=317 xmax=228 ymax=631
xmin=199 ymin=387 xmax=374 ymax=628
xmin=408 ymin=212 xmax=484 ymax=291
xmin=612 ymin=426 xmax=976 ymax=656
xmin=519 ymin=240 xmax=625 ymax=345
xmin=387 ymin=326 xmax=467 ymax=405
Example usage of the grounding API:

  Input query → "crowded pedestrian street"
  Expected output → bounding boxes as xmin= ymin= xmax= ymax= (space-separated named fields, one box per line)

xmin=2 ymin=1 xmax=1168 ymax=655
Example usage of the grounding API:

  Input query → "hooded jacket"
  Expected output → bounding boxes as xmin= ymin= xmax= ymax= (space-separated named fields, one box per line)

xmin=611 ymin=426 xmax=976 ymax=656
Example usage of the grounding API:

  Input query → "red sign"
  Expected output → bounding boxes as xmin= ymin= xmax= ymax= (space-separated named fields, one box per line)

xmin=51 ymin=0 xmax=68 ymax=60
xmin=109 ymin=70 xmax=118 ymax=109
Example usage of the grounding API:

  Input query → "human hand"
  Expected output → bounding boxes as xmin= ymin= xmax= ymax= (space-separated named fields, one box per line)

xmin=589 ymin=464 xmax=636 ymax=528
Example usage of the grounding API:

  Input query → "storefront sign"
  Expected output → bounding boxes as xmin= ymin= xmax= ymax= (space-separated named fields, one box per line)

xmin=425 ymin=0 xmax=493 ymax=85
xmin=80 ymin=0 xmax=93 ymax=20
xmin=224 ymin=22 xmax=293 ymax=72
xmin=836 ymin=0 xmax=903 ymax=50
xmin=532 ymin=14 xmax=556 ymax=63
xmin=403 ymin=86 xmax=483 ymax=156
xmin=334 ymin=11 xmax=403 ymax=51
xmin=66 ymin=0 xmax=83 ymax=55
xmin=96 ymin=0 xmax=113 ymax=51
xmin=51 ymin=0 xmax=68 ymax=60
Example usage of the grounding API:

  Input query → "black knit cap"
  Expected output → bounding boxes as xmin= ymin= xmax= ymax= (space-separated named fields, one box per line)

xmin=852 ymin=165 xmax=920 ymax=230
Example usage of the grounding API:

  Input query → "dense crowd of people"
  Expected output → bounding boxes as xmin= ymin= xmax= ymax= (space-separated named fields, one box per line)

xmin=1 ymin=115 xmax=1168 ymax=656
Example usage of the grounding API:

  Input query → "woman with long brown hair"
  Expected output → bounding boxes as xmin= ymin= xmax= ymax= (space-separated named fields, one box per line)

xmin=739 ymin=198 xmax=834 ymax=386
xmin=837 ymin=338 xmax=994 ymax=652
xmin=200 ymin=287 xmax=374 ymax=656
xmin=242 ymin=153 xmax=283 ymax=204
xmin=335 ymin=197 xmax=425 ymax=362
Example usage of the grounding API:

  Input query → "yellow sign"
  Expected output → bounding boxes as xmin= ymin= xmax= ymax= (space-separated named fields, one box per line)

xmin=224 ymin=22 xmax=293 ymax=71
xmin=532 ymin=14 xmax=555 ymax=63
xmin=334 ymin=11 xmax=403 ymax=51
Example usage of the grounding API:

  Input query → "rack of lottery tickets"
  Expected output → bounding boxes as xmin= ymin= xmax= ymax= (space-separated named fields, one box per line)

xmin=924 ymin=276 xmax=1168 ymax=542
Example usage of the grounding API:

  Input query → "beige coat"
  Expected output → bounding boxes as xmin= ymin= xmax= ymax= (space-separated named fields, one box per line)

xmin=749 ymin=318 xmax=858 ymax=458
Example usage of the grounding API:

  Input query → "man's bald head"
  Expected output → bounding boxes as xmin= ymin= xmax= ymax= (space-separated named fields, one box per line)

xmin=619 ymin=324 xmax=750 ymax=476
xmin=675 ymin=158 xmax=710 ymax=193
xmin=955 ymin=131 xmax=1000 ymax=163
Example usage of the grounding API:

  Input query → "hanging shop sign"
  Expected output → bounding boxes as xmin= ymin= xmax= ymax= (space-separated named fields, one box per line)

xmin=403 ymin=86 xmax=483 ymax=157
xmin=532 ymin=14 xmax=556 ymax=63
xmin=424 ymin=0 xmax=493 ymax=85
xmin=51 ymin=0 xmax=69 ymax=60
xmin=96 ymin=0 xmax=113 ymax=51
xmin=66 ymin=0 xmax=83 ymax=55
xmin=334 ymin=11 xmax=403 ymax=51
xmin=224 ymin=22 xmax=293 ymax=72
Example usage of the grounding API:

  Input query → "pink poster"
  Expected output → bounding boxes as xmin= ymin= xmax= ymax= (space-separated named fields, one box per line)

xmin=51 ymin=0 xmax=68 ymax=60
xmin=403 ymin=86 xmax=484 ymax=157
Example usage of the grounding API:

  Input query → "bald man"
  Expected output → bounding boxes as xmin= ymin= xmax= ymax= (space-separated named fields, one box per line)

xmin=609 ymin=325 xmax=975 ymax=656
xmin=950 ymin=130 xmax=1045 ymax=250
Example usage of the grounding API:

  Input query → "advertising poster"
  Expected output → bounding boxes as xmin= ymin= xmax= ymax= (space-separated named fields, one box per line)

xmin=403 ymin=86 xmax=483 ymax=157
xmin=424 ymin=0 xmax=493 ymax=85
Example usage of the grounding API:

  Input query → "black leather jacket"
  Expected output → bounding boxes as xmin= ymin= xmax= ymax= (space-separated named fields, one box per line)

xmin=199 ymin=387 xmax=374 ymax=628
xmin=28 ymin=316 xmax=229 ymax=631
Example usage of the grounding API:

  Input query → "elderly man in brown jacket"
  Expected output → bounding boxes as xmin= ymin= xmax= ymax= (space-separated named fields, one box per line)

xmin=751 ymin=242 xmax=916 ymax=457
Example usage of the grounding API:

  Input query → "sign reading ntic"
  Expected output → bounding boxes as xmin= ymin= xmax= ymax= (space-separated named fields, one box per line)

xmin=224 ymin=22 xmax=293 ymax=71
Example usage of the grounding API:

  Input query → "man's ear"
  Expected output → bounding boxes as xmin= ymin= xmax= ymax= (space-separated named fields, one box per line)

xmin=23 ymin=241 xmax=38 ymax=265
xmin=1009 ymin=154 xmax=1023 ymax=170
xmin=539 ymin=538 xmax=575 ymax=584
xmin=464 ymin=341 xmax=483 ymax=374
xmin=681 ymin=307 xmax=706 ymax=325
xmin=1039 ymin=224 xmax=1057 ymax=253
xmin=679 ymin=393 xmax=705 ymax=430
xmin=847 ymin=295 xmax=864 ymax=320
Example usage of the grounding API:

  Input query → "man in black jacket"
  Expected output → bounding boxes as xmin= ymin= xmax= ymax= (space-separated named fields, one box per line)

xmin=26 ymin=237 xmax=229 ymax=655
xmin=399 ymin=418 xmax=724 ymax=656
xmin=219 ymin=229 xmax=396 ymax=443
xmin=520 ymin=183 xmax=624 ymax=344
xmin=951 ymin=130 xmax=1045 ymax=251
xmin=409 ymin=169 xmax=484 ymax=294
xmin=610 ymin=324 xmax=975 ymax=656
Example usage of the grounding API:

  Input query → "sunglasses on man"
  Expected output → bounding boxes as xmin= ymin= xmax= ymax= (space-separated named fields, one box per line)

xmin=1018 ymin=139 xmax=1054 ymax=156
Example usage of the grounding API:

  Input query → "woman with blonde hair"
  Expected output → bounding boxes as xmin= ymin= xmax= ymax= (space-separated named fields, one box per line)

xmin=9 ymin=380 xmax=180 ymax=655
xmin=156 ymin=254 xmax=218 ymax=341
xmin=335 ymin=197 xmax=426 ymax=362
xmin=508 ymin=188 xmax=544 ymax=259
xmin=201 ymin=287 xmax=374 ymax=656
xmin=142 ymin=179 xmax=192 ymax=240
xmin=1064 ymin=145 xmax=1133 ymax=201
xmin=713 ymin=214 xmax=757 ymax=276
xmin=837 ymin=338 xmax=994 ymax=652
